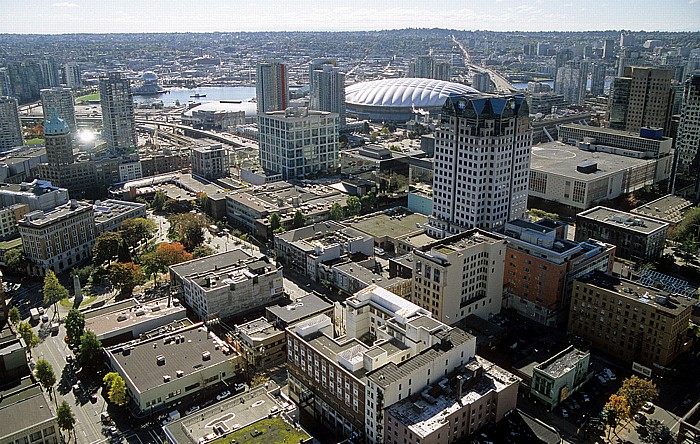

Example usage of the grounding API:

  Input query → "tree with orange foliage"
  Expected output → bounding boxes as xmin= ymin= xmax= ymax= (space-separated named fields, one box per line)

xmin=140 ymin=242 xmax=192 ymax=285
xmin=604 ymin=394 xmax=630 ymax=440
xmin=108 ymin=262 xmax=144 ymax=297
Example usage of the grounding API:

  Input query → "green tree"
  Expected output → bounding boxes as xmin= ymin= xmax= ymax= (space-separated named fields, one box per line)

xmin=119 ymin=218 xmax=157 ymax=247
xmin=604 ymin=394 xmax=630 ymax=440
xmin=43 ymin=270 xmax=68 ymax=320
xmin=64 ymin=309 xmax=85 ymax=346
xmin=329 ymin=202 xmax=344 ymax=221
xmin=92 ymin=231 xmax=123 ymax=266
xmin=640 ymin=419 xmax=666 ymax=444
xmin=117 ymin=238 xmax=132 ymax=263
xmin=672 ymin=206 xmax=700 ymax=241
xmin=3 ymin=248 xmax=27 ymax=274
xmin=78 ymin=330 xmax=102 ymax=368
xmin=71 ymin=265 xmax=95 ymax=287
xmin=346 ymin=196 xmax=362 ymax=216
xmin=103 ymin=371 xmax=120 ymax=390
xmin=56 ymin=400 xmax=76 ymax=441
xmin=107 ymin=373 xmax=128 ymax=406
xmin=8 ymin=306 xmax=20 ymax=324
xmin=17 ymin=322 xmax=39 ymax=355
xmin=617 ymin=375 xmax=658 ymax=414
xmin=108 ymin=262 xmax=144 ymax=297
xmin=269 ymin=212 xmax=282 ymax=232
xmin=168 ymin=213 xmax=207 ymax=251
xmin=292 ymin=210 xmax=305 ymax=229
xmin=152 ymin=191 xmax=168 ymax=212
xmin=360 ymin=192 xmax=377 ymax=214
xmin=192 ymin=244 xmax=214 ymax=258
xmin=197 ymin=192 xmax=208 ymax=210
xmin=679 ymin=236 xmax=698 ymax=265
xmin=35 ymin=359 xmax=57 ymax=399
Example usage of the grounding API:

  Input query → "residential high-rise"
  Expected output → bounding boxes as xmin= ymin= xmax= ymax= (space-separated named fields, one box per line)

xmin=5 ymin=61 xmax=42 ymax=103
xmin=674 ymin=74 xmax=700 ymax=177
xmin=589 ymin=62 xmax=606 ymax=96
xmin=429 ymin=94 xmax=531 ymax=235
xmin=99 ymin=72 xmax=137 ymax=155
xmin=555 ymin=61 xmax=588 ymax=105
xmin=63 ymin=63 xmax=81 ymax=88
xmin=257 ymin=107 xmax=339 ymax=179
xmin=0 ymin=68 xmax=11 ymax=96
xmin=0 ymin=96 xmax=23 ymax=151
xmin=408 ymin=55 xmax=451 ymax=81
xmin=40 ymin=87 xmax=77 ymax=134
xmin=256 ymin=61 xmax=289 ymax=114
xmin=38 ymin=57 xmax=60 ymax=88
xmin=555 ymin=48 xmax=573 ymax=70
xmin=309 ymin=60 xmax=346 ymax=126
xmin=609 ymin=66 xmax=673 ymax=134
xmin=471 ymin=71 xmax=493 ymax=92
xmin=603 ymin=39 xmax=616 ymax=60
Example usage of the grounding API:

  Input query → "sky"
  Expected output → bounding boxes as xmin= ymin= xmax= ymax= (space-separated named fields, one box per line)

xmin=0 ymin=0 xmax=698 ymax=34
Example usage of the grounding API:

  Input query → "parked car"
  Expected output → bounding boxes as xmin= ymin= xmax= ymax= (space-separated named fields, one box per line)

xmin=234 ymin=383 xmax=245 ymax=392
xmin=561 ymin=408 xmax=569 ymax=418
xmin=642 ymin=402 xmax=655 ymax=413
xmin=185 ymin=405 xmax=200 ymax=415
xmin=634 ymin=412 xmax=646 ymax=424
xmin=91 ymin=393 xmax=98 ymax=403
xmin=582 ymin=393 xmax=590 ymax=402
xmin=100 ymin=412 xmax=111 ymax=424
xmin=216 ymin=390 xmax=231 ymax=401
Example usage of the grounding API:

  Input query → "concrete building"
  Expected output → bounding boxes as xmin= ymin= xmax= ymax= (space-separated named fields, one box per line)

xmin=100 ymin=72 xmax=137 ymax=154
xmin=18 ymin=199 xmax=95 ymax=276
xmin=555 ymin=61 xmax=588 ymax=105
xmin=234 ymin=317 xmax=286 ymax=374
xmin=266 ymin=293 xmax=334 ymax=328
xmin=609 ymin=66 xmax=674 ymax=134
xmin=502 ymin=219 xmax=616 ymax=326
xmin=274 ymin=221 xmax=374 ymax=280
xmin=575 ymin=206 xmax=669 ymax=262
xmin=678 ymin=402 xmax=700 ymax=444
xmin=0 ymin=96 xmax=23 ymax=151
xmin=83 ymin=297 xmax=187 ymax=346
xmin=527 ymin=93 xmax=566 ymax=115
xmin=309 ymin=60 xmax=346 ymax=126
xmin=191 ymin=144 xmax=229 ymax=180
xmin=105 ymin=323 xmax=243 ymax=414
xmin=286 ymin=285 xmax=518 ymax=443
xmin=43 ymin=115 xmax=74 ymax=167
xmin=471 ymin=71 xmax=493 ymax=93
xmin=62 ymin=62 xmax=81 ymax=88
xmin=40 ymin=87 xmax=76 ymax=134
xmin=258 ymin=107 xmax=339 ymax=180
xmin=0 ymin=326 xmax=30 ymax=382
xmin=559 ymin=124 xmax=673 ymax=159
xmin=169 ymin=249 xmax=284 ymax=321
xmin=429 ymin=94 xmax=531 ymax=236
xmin=407 ymin=229 xmax=506 ymax=325
xmin=528 ymin=141 xmax=662 ymax=210
xmin=0 ymin=204 xmax=29 ymax=240
xmin=93 ymin=199 xmax=147 ymax=234
xmin=674 ymin=74 xmax=700 ymax=177
xmin=630 ymin=195 xmax=694 ymax=230
xmin=0 ymin=378 xmax=59 ymax=444
xmin=408 ymin=56 xmax=451 ymax=81
xmin=529 ymin=346 xmax=591 ymax=411
xmin=256 ymin=61 xmax=289 ymax=114
xmin=0 ymin=180 xmax=69 ymax=212
xmin=568 ymin=272 xmax=693 ymax=369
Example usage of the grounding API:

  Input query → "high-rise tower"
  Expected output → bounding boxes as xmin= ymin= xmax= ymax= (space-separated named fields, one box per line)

xmin=99 ymin=72 xmax=137 ymax=155
xmin=0 ymin=96 xmax=23 ymax=150
xmin=429 ymin=95 xmax=532 ymax=236
xmin=589 ymin=62 xmax=606 ymax=97
xmin=41 ymin=87 xmax=77 ymax=135
xmin=609 ymin=66 xmax=673 ymax=134
xmin=44 ymin=115 xmax=74 ymax=166
xmin=555 ymin=61 xmax=588 ymax=105
xmin=309 ymin=60 xmax=346 ymax=126
xmin=63 ymin=63 xmax=81 ymax=88
xmin=675 ymin=74 xmax=700 ymax=178
xmin=256 ymin=61 xmax=289 ymax=114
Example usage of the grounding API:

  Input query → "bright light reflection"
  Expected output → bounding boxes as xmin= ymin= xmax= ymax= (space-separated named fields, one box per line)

xmin=78 ymin=130 xmax=96 ymax=144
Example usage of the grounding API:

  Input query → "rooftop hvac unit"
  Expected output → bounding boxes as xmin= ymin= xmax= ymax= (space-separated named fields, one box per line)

xmin=163 ymin=375 xmax=171 ymax=383
xmin=202 ymin=351 xmax=211 ymax=361
xmin=117 ymin=315 xmax=128 ymax=322
xmin=156 ymin=355 xmax=166 ymax=365
xmin=176 ymin=370 xmax=184 ymax=378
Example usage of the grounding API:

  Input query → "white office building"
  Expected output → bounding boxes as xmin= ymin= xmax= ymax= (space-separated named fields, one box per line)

xmin=430 ymin=94 xmax=532 ymax=236
xmin=63 ymin=63 xmax=81 ymax=88
xmin=100 ymin=72 xmax=137 ymax=154
xmin=40 ymin=87 xmax=77 ymax=134
xmin=309 ymin=61 xmax=346 ymax=126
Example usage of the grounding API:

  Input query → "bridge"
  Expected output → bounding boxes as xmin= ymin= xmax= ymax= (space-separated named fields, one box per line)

xmin=452 ymin=36 xmax=519 ymax=94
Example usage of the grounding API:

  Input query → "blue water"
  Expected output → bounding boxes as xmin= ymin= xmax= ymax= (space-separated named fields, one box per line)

xmin=134 ymin=86 xmax=256 ymax=107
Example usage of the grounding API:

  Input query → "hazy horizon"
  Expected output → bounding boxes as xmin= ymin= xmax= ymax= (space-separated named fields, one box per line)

xmin=0 ymin=0 xmax=698 ymax=34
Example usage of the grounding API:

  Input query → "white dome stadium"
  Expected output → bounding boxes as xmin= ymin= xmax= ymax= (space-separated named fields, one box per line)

xmin=345 ymin=77 xmax=479 ymax=121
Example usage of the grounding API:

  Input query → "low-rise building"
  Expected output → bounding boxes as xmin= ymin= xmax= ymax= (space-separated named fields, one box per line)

xmin=502 ymin=218 xmax=616 ymax=326
xmin=191 ymin=144 xmax=229 ymax=180
xmin=559 ymin=124 xmax=673 ymax=159
xmin=0 ymin=180 xmax=69 ymax=212
xmin=105 ymin=323 xmax=243 ymax=414
xmin=265 ymin=293 xmax=334 ymax=328
xmin=575 ymin=206 xmax=669 ymax=262
xmin=630 ymin=194 xmax=694 ymax=231
xmin=274 ymin=221 xmax=374 ymax=279
xmin=234 ymin=317 xmax=286 ymax=374
xmin=169 ymin=249 xmax=284 ymax=321
xmin=529 ymin=346 xmax=592 ymax=411
xmin=678 ymin=401 xmax=700 ymax=444
xmin=346 ymin=211 xmax=429 ymax=255
xmin=568 ymin=272 xmax=693 ymax=369
xmin=325 ymin=259 xmax=412 ymax=298
xmin=0 ymin=203 xmax=29 ymax=240
xmin=93 ymin=199 xmax=147 ymax=234
xmin=18 ymin=199 xmax=96 ymax=276
xmin=0 ymin=326 xmax=29 ymax=382
xmin=83 ymin=297 xmax=187 ymax=346
xmin=0 ymin=377 xmax=59 ymax=444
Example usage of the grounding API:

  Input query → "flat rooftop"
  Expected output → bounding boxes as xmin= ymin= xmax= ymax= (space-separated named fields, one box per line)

xmin=236 ymin=317 xmax=283 ymax=342
xmin=561 ymin=123 xmax=671 ymax=141
xmin=530 ymin=141 xmax=653 ymax=180
xmin=170 ymin=249 xmax=258 ymax=278
xmin=536 ymin=347 xmax=588 ymax=378
xmin=265 ymin=293 xmax=332 ymax=326
xmin=304 ymin=331 xmax=370 ymax=379
xmin=577 ymin=206 xmax=668 ymax=235
xmin=84 ymin=297 xmax=186 ymax=339
xmin=578 ymin=271 xmax=693 ymax=316
xmin=108 ymin=325 xmax=234 ymax=394
xmin=93 ymin=199 xmax=146 ymax=224
xmin=18 ymin=200 xmax=92 ymax=228
xmin=0 ymin=378 xmax=55 ymax=441
xmin=347 ymin=212 xmax=427 ymax=240
xmin=631 ymin=194 xmax=694 ymax=224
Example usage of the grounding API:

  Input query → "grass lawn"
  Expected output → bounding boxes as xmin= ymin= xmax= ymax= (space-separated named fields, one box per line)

xmin=59 ymin=295 xmax=97 ymax=308
xmin=76 ymin=92 xmax=100 ymax=103
xmin=25 ymin=137 xmax=45 ymax=145
xmin=208 ymin=417 xmax=310 ymax=444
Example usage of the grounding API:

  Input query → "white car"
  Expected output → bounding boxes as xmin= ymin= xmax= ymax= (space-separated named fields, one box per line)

xmin=184 ymin=405 xmax=200 ymax=416
xmin=216 ymin=390 xmax=231 ymax=401
xmin=234 ymin=383 xmax=246 ymax=392
xmin=642 ymin=402 xmax=655 ymax=413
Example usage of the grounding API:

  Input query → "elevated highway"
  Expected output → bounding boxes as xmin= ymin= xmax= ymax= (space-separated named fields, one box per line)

xmin=452 ymin=36 xmax=519 ymax=94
